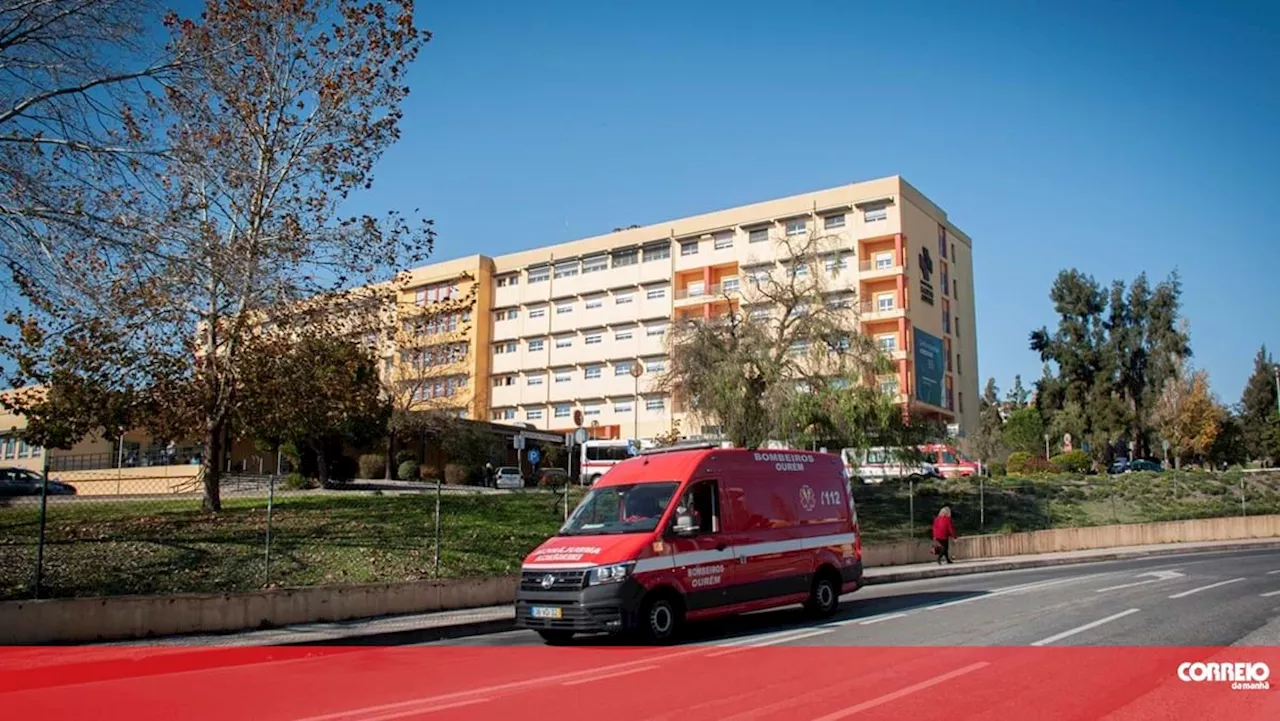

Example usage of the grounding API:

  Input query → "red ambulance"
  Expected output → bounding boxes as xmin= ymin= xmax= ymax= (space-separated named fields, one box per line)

xmin=514 ymin=443 xmax=864 ymax=645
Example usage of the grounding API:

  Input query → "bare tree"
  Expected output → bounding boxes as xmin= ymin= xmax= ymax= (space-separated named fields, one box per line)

xmin=2 ymin=1 xmax=432 ymax=512
xmin=658 ymin=228 xmax=898 ymax=449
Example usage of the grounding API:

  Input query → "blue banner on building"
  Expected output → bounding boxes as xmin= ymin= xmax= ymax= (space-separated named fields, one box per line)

xmin=913 ymin=328 xmax=944 ymax=407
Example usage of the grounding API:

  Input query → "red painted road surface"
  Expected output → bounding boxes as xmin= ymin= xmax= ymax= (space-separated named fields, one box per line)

xmin=3 ymin=645 xmax=1279 ymax=720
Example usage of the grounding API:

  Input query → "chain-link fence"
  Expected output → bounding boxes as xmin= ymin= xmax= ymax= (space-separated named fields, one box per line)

xmin=0 ymin=457 xmax=586 ymax=601
xmin=851 ymin=470 xmax=1280 ymax=544
xmin=4 ymin=462 xmax=1278 ymax=601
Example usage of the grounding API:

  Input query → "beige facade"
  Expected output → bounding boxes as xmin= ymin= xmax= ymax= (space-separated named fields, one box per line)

xmin=442 ymin=175 xmax=978 ymax=440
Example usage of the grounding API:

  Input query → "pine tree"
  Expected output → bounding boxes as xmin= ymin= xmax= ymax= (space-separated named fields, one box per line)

xmin=1240 ymin=345 xmax=1280 ymax=463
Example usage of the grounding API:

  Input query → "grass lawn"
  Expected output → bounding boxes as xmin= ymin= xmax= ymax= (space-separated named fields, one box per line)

xmin=2 ymin=472 xmax=1277 ymax=600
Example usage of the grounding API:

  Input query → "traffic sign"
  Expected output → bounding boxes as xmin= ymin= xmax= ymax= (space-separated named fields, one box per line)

xmin=574 ymin=427 xmax=588 ymax=445
xmin=573 ymin=409 xmax=583 ymax=427
xmin=527 ymin=448 xmax=541 ymax=464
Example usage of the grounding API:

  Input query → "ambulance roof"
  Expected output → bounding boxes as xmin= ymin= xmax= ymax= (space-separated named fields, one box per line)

xmin=594 ymin=447 xmax=841 ymax=488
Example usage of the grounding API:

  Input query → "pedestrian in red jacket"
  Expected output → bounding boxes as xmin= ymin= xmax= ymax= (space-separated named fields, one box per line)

xmin=932 ymin=506 xmax=956 ymax=564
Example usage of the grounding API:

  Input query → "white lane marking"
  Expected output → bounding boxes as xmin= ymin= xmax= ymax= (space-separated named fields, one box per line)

xmin=1267 ymin=570 xmax=1280 ymax=575
xmin=705 ymin=628 xmax=831 ymax=657
xmin=921 ymin=574 xmax=1107 ymax=611
xmin=1260 ymin=590 xmax=1280 ymax=598
xmin=858 ymin=613 xmax=908 ymax=625
xmin=1094 ymin=569 xmax=1185 ymax=593
xmin=1168 ymin=578 xmax=1246 ymax=599
xmin=562 ymin=665 xmax=659 ymax=686
xmin=808 ymin=662 xmax=991 ymax=720
xmin=1030 ymin=609 xmax=1141 ymax=647
xmin=292 ymin=647 xmax=707 ymax=721
xmin=352 ymin=698 xmax=491 ymax=721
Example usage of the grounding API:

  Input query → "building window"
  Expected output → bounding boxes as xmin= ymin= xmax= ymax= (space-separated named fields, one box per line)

xmin=494 ymin=341 xmax=517 ymax=354
xmin=555 ymin=404 xmax=571 ymax=418
xmin=942 ymin=299 xmax=951 ymax=333
xmin=555 ymin=337 xmax=572 ymax=349
xmin=713 ymin=232 xmax=734 ymax=250
xmin=878 ymin=334 xmax=897 ymax=353
xmin=615 ymin=293 xmax=634 ymax=305
xmin=792 ymin=263 xmax=809 ymax=278
xmin=615 ymin=401 xmax=633 ymax=413
xmin=643 ymin=244 xmax=670 ymax=262
xmin=722 ymin=277 xmax=740 ymax=293
xmin=952 ymin=243 xmax=956 ymax=260
xmin=495 ymin=308 xmax=517 ymax=321
xmin=527 ymin=374 xmax=544 ymax=386
xmin=646 ymin=288 xmax=666 ymax=300
xmin=553 ymin=263 xmax=578 ymax=279
xmin=556 ymin=303 xmax=573 ymax=315
xmin=528 ymin=339 xmax=544 ymax=352
xmin=585 ymin=366 xmax=602 ymax=379
xmin=646 ymin=325 xmax=666 ymax=337
xmin=528 ymin=267 xmax=550 ymax=284
xmin=491 ymin=409 xmax=515 ymax=421
xmin=748 ymin=227 xmax=769 ymax=243
xmin=554 ymin=371 xmax=571 ymax=383
xmin=687 ymin=280 xmax=705 ymax=297
xmin=615 ymin=362 xmax=632 ymax=376
xmin=493 ymin=375 xmax=515 ymax=388
xmin=612 ymin=249 xmax=638 ymax=267
xmin=959 ymin=392 xmax=965 ymax=413
xmin=938 ymin=224 xmax=947 ymax=259
xmin=864 ymin=204 xmax=888 ymax=223
xmin=823 ymin=214 xmax=846 ymax=229
xmin=957 ymin=353 xmax=962 ymax=375
xmin=645 ymin=360 xmax=665 ymax=373
xmin=615 ymin=330 xmax=633 ymax=342
xmin=585 ymin=298 xmax=603 ymax=310
xmin=955 ymin=316 xmax=961 ymax=338
xmin=527 ymin=409 xmax=544 ymax=420
xmin=941 ymin=263 xmax=949 ymax=297
xmin=528 ymin=306 xmax=546 ymax=319
xmin=584 ymin=405 xmax=601 ymax=417
xmin=876 ymin=293 xmax=895 ymax=312
xmin=646 ymin=398 xmax=665 ymax=411
xmin=582 ymin=256 xmax=608 ymax=274
xmin=880 ymin=378 xmax=899 ymax=397
xmin=749 ymin=307 xmax=770 ymax=320
xmin=585 ymin=333 xmax=602 ymax=345
xmin=953 ymin=278 xmax=958 ymax=299
xmin=788 ymin=340 xmax=809 ymax=356
xmin=824 ymin=257 xmax=847 ymax=274
xmin=496 ymin=274 xmax=519 ymax=287
xmin=680 ymin=240 xmax=699 ymax=256
xmin=875 ymin=252 xmax=894 ymax=270
xmin=785 ymin=218 xmax=807 ymax=236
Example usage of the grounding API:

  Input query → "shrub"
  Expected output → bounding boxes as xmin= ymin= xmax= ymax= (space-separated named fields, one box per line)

xmin=397 ymin=460 xmax=420 ymax=481
xmin=1006 ymin=451 xmax=1033 ymax=474
xmin=986 ymin=461 xmax=1007 ymax=477
xmin=1050 ymin=450 xmax=1091 ymax=474
xmin=395 ymin=450 xmax=416 ymax=466
xmin=359 ymin=454 xmax=386 ymax=479
xmin=1020 ymin=456 xmax=1057 ymax=474
xmin=281 ymin=472 xmax=318 ymax=491
xmin=444 ymin=463 xmax=470 ymax=486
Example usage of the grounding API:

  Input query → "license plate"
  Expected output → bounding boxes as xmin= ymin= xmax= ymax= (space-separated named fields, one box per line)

xmin=530 ymin=606 xmax=563 ymax=620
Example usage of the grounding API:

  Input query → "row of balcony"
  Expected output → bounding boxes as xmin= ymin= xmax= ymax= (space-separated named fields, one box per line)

xmin=490 ymin=376 xmax=664 ymax=408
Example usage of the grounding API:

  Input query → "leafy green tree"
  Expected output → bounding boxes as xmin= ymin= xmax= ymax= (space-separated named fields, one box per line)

xmin=1002 ymin=407 xmax=1046 ymax=456
xmin=1239 ymin=345 xmax=1280 ymax=464
xmin=1005 ymin=375 xmax=1030 ymax=409
xmin=967 ymin=377 xmax=1006 ymax=464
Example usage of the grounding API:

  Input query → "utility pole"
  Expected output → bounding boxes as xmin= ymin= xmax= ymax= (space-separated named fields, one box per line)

xmin=1273 ymin=365 xmax=1279 ymax=415
xmin=630 ymin=363 xmax=643 ymax=441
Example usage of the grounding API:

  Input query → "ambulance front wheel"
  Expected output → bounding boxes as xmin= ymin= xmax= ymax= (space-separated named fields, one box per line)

xmin=537 ymin=630 xmax=575 ymax=645
xmin=636 ymin=592 xmax=684 ymax=644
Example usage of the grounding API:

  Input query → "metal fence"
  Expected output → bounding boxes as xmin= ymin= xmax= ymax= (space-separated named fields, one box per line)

xmin=851 ymin=471 xmax=1280 ymax=544
xmin=3 ymin=463 xmax=1278 ymax=602
xmin=0 ymin=458 xmax=585 ymax=601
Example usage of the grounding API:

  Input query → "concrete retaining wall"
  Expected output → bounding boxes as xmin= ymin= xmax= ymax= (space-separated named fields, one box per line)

xmin=4 ymin=514 xmax=1278 ymax=644
xmin=0 ymin=574 xmax=518 ymax=645
xmin=867 ymin=513 xmax=1280 ymax=567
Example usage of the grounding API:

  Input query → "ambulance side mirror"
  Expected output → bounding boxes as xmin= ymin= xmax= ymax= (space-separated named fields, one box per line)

xmin=672 ymin=512 xmax=697 ymax=536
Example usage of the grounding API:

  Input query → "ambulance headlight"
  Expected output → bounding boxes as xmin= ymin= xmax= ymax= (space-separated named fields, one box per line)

xmin=588 ymin=562 xmax=635 ymax=586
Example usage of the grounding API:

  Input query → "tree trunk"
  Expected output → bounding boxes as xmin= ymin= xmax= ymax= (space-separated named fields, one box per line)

xmin=314 ymin=443 xmax=330 ymax=487
xmin=385 ymin=433 xmax=394 ymax=480
xmin=201 ymin=422 xmax=224 ymax=512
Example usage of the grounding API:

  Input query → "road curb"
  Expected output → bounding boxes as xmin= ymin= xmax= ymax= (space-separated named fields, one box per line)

xmin=275 ymin=616 xmax=517 ymax=647
xmin=861 ymin=539 xmax=1280 ymax=585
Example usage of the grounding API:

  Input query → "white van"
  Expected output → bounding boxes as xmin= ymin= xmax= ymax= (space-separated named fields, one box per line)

xmin=841 ymin=446 xmax=940 ymax=484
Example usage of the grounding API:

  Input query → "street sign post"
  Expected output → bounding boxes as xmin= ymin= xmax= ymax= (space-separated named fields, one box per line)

xmin=527 ymin=448 xmax=541 ymax=465
xmin=573 ymin=409 xmax=583 ymax=428
xmin=574 ymin=427 xmax=588 ymax=445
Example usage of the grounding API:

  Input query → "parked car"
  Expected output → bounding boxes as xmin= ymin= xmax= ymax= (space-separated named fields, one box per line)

xmin=493 ymin=466 xmax=524 ymax=489
xmin=536 ymin=468 xmax=570 ymax=488
xmin=1109 ymin=458 xmax=1162 ymax=474
xmin=0 ymin=467 xmax=77 ymax=497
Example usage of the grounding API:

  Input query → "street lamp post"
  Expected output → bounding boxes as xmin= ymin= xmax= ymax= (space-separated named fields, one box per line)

xmin=630 ymin=363 xmax=644 ymax=441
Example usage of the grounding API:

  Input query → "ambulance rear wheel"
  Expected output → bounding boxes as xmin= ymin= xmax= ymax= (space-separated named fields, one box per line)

xmin=804 ymin=571 xmax=841 ymax=618
xmin=637 ymin=593 xmax=683 ymax=644
xmin=537 ymin=630 xmax=575 ymax=645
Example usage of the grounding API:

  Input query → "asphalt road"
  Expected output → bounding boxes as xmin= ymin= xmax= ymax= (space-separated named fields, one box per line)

xmin=427 ymin=547 xmax=1280 ymax=648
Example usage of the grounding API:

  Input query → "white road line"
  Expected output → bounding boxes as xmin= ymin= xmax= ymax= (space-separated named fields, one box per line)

xmin=705 ymin=628 xmax=831 ymax=657
xmin=1260 ymin=590 xmax=1280 ymax=598
xmin=1267 ymin=570 xmax=1280 ymax=575
xmin=859 ymin=613 xmax=908 ymax=625
xmin=562 ymin=665 xmax=659 ymax=686
xmin=354 ymin=698 xmax=491 ymax=721
xmin=921 ymin=574 xmax=1105 ymax=611
xmin=1168 ymin=578 xmax=1246 ymax=599
xmin=1030 ymin=609 xmax=1141 ymax=647
xmin=808 ymin=662 xmax=991 ymax=720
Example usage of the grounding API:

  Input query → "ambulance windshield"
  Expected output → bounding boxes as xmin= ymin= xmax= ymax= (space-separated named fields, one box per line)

xmin=558 ymin=482 xmax=679 ymax=536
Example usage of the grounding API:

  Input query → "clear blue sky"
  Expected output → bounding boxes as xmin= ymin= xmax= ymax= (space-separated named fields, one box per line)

xmin=355 ymin=2 xmax=1277 ymax=401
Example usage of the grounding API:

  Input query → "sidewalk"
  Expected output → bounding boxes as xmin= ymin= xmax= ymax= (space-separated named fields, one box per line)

xmin=99 ymin=537 xmax=1280 ymax=648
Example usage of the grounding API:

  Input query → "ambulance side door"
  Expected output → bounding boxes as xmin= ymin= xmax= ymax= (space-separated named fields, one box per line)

xmin=666 ymin=478 xmax=735 ymax=611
